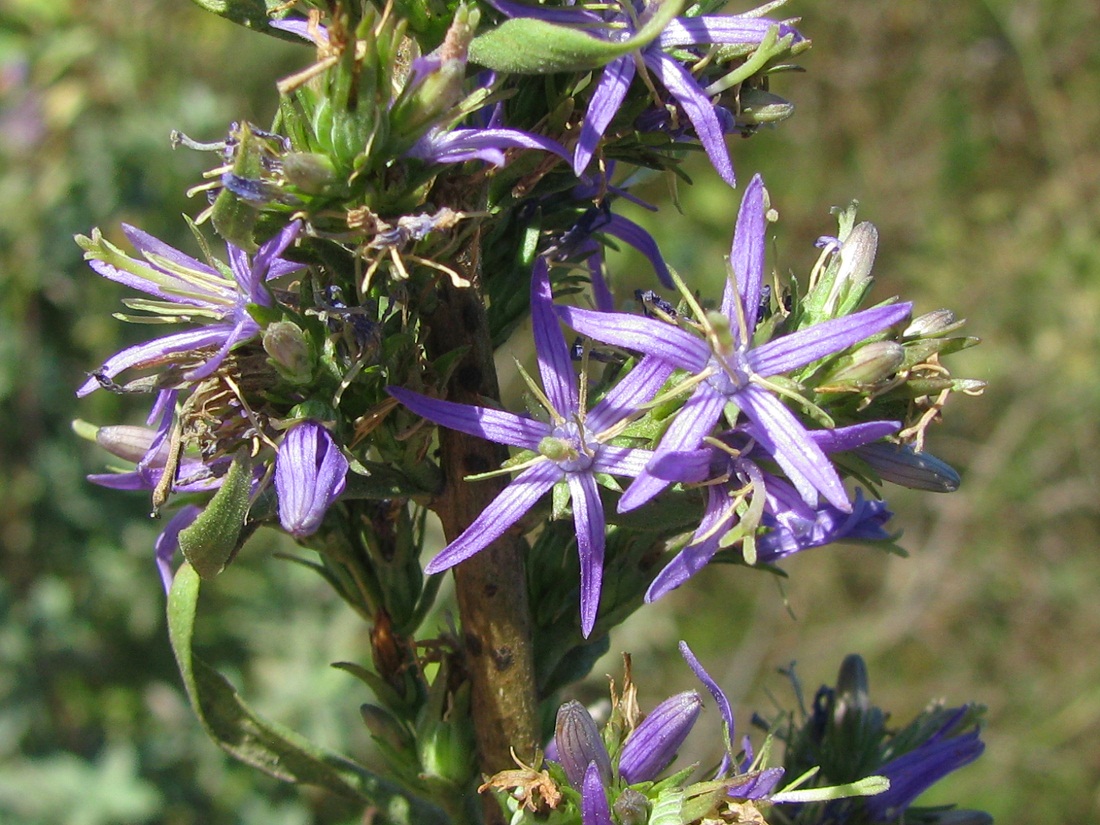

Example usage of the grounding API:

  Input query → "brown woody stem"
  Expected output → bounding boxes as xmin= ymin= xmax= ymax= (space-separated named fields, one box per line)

xmin=423 ymin=264 xmax=539 ymax=812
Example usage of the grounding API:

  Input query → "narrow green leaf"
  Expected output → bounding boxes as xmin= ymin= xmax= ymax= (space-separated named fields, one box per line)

xmin=167 ymin=564 xmax=448 ymax=824
xmin=469 ymin=0 xmax=685 ymax=74
xmin=177 ymin=449 xmax=252 ymax=579
xmin=186 ymin=0 xmax=309 ymax=41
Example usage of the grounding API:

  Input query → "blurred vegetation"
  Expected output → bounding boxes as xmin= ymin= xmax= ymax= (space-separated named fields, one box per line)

xmin=1 ymin=0 xmax=1096 ymax=823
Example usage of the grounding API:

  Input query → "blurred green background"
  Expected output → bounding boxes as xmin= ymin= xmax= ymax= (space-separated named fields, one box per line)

xmin=1 ymin=0 xmax=1097 ymax=822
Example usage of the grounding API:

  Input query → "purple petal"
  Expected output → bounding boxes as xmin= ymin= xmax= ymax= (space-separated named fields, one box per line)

xmin=256 ymin=219 xmax=305 ymax=283
xmin=275 ymin=421 xmax=349 ymax=539
xmin=679 ymin=641 xmax=737 ymax=777
xmin=645 ymin=485 xmax=730 ymax=602
xmin=644 ymin=51 xmax=735 ymax=187
xmin=123 ymin=223 xmax=216 ymax=278
xmin=658 ymin=16 xmax=803 ymax=48
xmin=77 ymin=326 xmax=233 ymax=396
xmin=557 ymin=306 xmax=709 ymax=371
xmin=618 ymin=690 xmax=702 ymax=783
xmin=408 ymin=128 xmax=568 ymax=166
xmin=806 ymin=420 xmax=901 ymax=453
xmin=645 ymin=448 xmax=714 ymax=484
xmin=424 ymin=461 xmax=560 ymax=573
xmin=601 ymin=213 xmax=673 ymax=288
xmin=581 ymin=761 xmax=613 ymax=825
xmin=86 ymin=258 xmax=227 ymax=308
xmin=724 ymin=174 xmax=766 ymax=333
xmin=487 ymin=0 xmax=600 ymax=26
xmin=586 ymin=251 xmax=615 ymax=313
xmin=588 ymin=356 xmax=674 ymax=434
xmin=592 ymin=444 xmax=655 ymax=478
xmin=569 ymin=471 xmax=606 ymax=638
xmin=531 ymin=258 xmax=580 ymax=416
xmin=620 ymin=385 xmax=726 ymax=511
xmin=735 ymin=384 xmax=849 ymax=511
xmin=183 ymin=317 xmax=258 ymax=381
xmin=747 ymin=302 xmax=913 ymax=377
xmin=865 ymin=730 xmax=985 ymax=821
xmin=155 ymin=505 xmax=202 ymax=593
xmin=387 ymin=386 xmax=549 ymax=449
xmin=729 ymin=767 xmax=786 ymax=800
xmin=574 ymin=57 xmax=635 ymax=177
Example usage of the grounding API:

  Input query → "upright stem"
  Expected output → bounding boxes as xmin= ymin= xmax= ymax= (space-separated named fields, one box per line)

xmin=423 ymin=262 xmax=540 ymax=799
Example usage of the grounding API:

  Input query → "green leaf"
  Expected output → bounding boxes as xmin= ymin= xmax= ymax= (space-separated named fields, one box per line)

xmin=167 ymin=564 xmax=449 ymax=824
xmin=186 ymin=0 xmax=311 ymax=42
xmin=177 ymin=449 xmax=253 ymax=579
xmin=468 ymin=0 xmax=685 ymax=74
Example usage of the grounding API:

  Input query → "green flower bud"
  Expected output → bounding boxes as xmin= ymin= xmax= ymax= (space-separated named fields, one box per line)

xmin=904 ymin=308 xmax=964 ymax=338
xmin=820 ymin=341 xmax=904 ymax=388
xmin=263 ymin=320 xmax=314 ymax=384
xmin=735 ymin=87 xmax=795 ymax=126
xmin=282 ymin=152 xmax=338 ymax=194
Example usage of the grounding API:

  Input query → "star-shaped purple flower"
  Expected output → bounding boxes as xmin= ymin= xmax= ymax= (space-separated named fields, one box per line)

xmin=487 ymin=0 xmax=803 ymax=185
xmin=388 ymin=258 xmax=672 ymax=635
xmin=77 ymin=221 xmax=304 ymax=396
xmin=645 ymin=421 xmax=898 ymax=601
xmin=558 ymin=174 xmax=913 ymax=513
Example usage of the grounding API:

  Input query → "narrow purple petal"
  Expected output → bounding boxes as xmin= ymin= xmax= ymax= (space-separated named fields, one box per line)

xmin=747 ymin=302 xmax=913 ymax=377
xmin=736 ymin=384 xmax=849 ymax=511
xmin=644 ymin=51 xmax=735 ymax=187
xmin=582 ymin=761 xmax=613 ymax=825
xmin=729 ymin=767 xmax=786 ymax=800
xmin=807 ymin=420 xmax=901 ymax=453
xmin=77 ymin=326 xmax=233 ymax=396
xmin=658 ymin=17 xmax=803 ymax=48
xmin=557 ymin=306 xmax=709 ymax=371
xmin=592 ymin=444 xmax=655 ymax=478
xmin=601 ymin=213 xmax=673 ymax=288
xmin=679 ymin=641 xmax=736 ymax=777
xmin=155 ymin=505 xmax=202 ymax=593
xmin=645 ymin=448 xmax=714 ymax=484
xmin=569 ymin=471 xmax=606 ymax=638
xmin=86 ymin=258 xmax=227 ymax=307
xmin=724 ymin=174 xmax=766 ymax=332
xmin=645 ymin=485 xmax=729 ymax=602
xmin=388 ymin=386 xmax=549 ymax=449
xmin=620 ymin=385 xmax=726 ymax=511
xmin=275 ymin=421 xmax=349 ymax=539
xmin=574 ymin=57 xmax=635 ymax=177
xmin=588 ymin=356 xmax=674 ymax=434
xmin=123 ymin=223 xmax=216 ymax=277
xmin=256 ymin=220 xmax=305 ymax=282
xmin=408 ymin=128 xmax=568 ymax=166
xmin=586 ymin=251 xmax=615 ymax=312
xmin=487 ymin=0 xmax=600 ymax=26
xmin=424 ymin=462 xmax=560 ymax=573
xmin=183 ymin=317 xmax=258 ymax=381
xmin=618 ymin=690 xmax=702 ymax=783
xmin=865 ymin=730 xmax=985 ymax=820
xmin=531 ymin=258 xmax=580 ymax=416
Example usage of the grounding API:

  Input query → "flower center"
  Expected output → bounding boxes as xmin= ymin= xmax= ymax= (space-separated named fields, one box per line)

xmin=704 ymin=351 xmax=751 ymax=398
xmin=539 ymin=421 xmax=597 ymax=473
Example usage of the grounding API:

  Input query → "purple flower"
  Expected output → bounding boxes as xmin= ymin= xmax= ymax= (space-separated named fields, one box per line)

xmin=582 ymin=761 xmax=614 ymax=825
xmin=388 ymin=258 xmax=672 ymax=636
xmin=645 ymin=420 xmax=898 ymax=601
xmin=555 ymin=701 xmax=613 ymax=789
xmin=679 ymin=641 xmax=785 ymax=799
xmin=864 ymin=713 xmax=985 ymax=822
xmin=77 ymin=221 xmax=304 ymax=396
xmin=487 ymin=0 xmax=803 ymax=185
xmin=618 ymin=690 xmax=702 ymax=783
xmin=274 ymin=421 xmax=349 ymax=538
xmin=558 ymin=175 xmax=912 ymax=513
xmin=407 ymin=125 xmax=568 ymax=167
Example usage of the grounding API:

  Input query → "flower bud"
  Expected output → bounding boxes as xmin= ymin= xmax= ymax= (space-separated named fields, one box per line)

xmin=835 ymin=654 xmax=871 ymax=721
xmin=904 ymin=308 xmax=963 ymax=338
xmin=820 ymin=341 xmax=905 ymax=387
xmin=613 ymin=788 xmax=649 ymax=825
xmin=735 ymin=87 xmax=795 ymax=126
xmin=274 ymin=421 xmax=349 ymax=538
xmin=263 ymin=320 xmax=313 ymax=384
xmin=618 ymin=690 xmax=702 ymax=784
xmin=554 ymin=701 xmax=612 ymax=789
xmin=282 ymin=152 xmax=337 ymax=194
xmin=582 ymin=761 xmax=613 ymax=825
xmin=95 ymin=425 xmax=158 ymax=463
xmin=854 ymin=442 xmax=961 ymax=493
